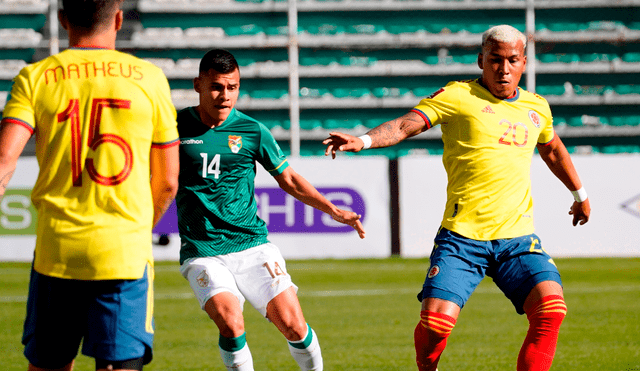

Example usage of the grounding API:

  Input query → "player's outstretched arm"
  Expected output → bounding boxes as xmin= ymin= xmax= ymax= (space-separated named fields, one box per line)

xmin=0 ymin=122 xmax=31 ymax=202
xmin=537 ymin=136 xmax=590 ymax=226
xmin=274 ymin=167 xmax=365 ymax=238
xmin=323 ymin=111 xmax=427 ymax=159
xmin=150 ymin=144 xmax=180 ymax=227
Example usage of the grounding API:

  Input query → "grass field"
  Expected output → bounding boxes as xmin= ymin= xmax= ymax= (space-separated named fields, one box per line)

xmin=1 ymin=257 xmax=639 ymax=370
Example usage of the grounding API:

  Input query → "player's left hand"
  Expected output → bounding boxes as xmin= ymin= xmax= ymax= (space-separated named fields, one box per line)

xmin=569 ymin=198 xmax=590 ymax=226
xmin=331 ymin=208 xmax=366 ymax=239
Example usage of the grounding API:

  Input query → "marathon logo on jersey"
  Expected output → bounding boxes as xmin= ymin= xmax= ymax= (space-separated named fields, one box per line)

xmin=529 ymin=110 xmax=541 ymax=128
xmin=228 ymin=135 xmax=242 ymax=153
xmin=181 ymin=139 xmax=203 ymax=144
xmin=255 ymin=187 xmax=366 ymax=233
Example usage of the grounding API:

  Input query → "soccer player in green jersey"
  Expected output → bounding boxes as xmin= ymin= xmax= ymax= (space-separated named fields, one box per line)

xmin=176 ymin=49 xmax=365 ymax=371
xmin=323 ymin=25 xmax=590 ymax=371
xmin=0 ymin=0 xmax=179 ymax=370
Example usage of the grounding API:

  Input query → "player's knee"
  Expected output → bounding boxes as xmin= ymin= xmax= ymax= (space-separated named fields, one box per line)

xmin=415 ymin=310 xmax=456 ymax=340
xmin=525 ymin=295 xmax=567 ymax=326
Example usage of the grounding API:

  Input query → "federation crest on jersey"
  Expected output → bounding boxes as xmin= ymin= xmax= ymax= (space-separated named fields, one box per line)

xmin=427 ymin=265 xmax=440 ymax=279
xmin=228 ymin=135 xmax=242 ymax=153
xmin=528 ymin=110 xmax=541 ymax=128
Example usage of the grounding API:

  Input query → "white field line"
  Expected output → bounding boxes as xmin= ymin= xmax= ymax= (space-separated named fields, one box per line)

xmin=2 ymin=285 xmax=640 ymax=303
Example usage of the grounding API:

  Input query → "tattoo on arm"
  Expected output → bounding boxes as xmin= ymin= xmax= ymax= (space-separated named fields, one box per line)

xmin=367 ymin=113 xmax=426 ymax=148
xmin=153 ymin=196 xmax=174 ymax=226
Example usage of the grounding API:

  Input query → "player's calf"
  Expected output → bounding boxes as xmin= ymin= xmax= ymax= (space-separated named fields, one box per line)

xmin=517 ymin=295 xmax=567 ymax=371
xmin=414 ymin=311 xmax=456 ymax=371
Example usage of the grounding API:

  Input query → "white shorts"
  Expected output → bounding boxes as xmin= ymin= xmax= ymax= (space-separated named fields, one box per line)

xmin=180 ymin=243 xmax=297 ymax=317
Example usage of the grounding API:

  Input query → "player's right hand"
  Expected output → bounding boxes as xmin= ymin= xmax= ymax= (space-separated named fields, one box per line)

xmin=569 ymin=198 xmax=590 ymax=226
xmin=322 ymin=132 xmax=364 ymax=159
xmin=331 ymin=208 xmax=366 ymax=239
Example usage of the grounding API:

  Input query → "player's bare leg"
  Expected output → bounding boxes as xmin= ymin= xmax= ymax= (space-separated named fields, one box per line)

xmin=205 ymin=292 xmax=253 ymax=371
xmin=267 ymin=287 xmax=323 ymax=371
xmin=414 ymin=298 xmax=461 ymax=371
xmin=517 ymin=281 xmax=566 ymax=371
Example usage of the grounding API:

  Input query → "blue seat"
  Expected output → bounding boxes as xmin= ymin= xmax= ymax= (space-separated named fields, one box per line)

xmin=332 ymin=88 xmax=372 ymax=98
xmin=323 ymin=119 xmax=363 ymax=129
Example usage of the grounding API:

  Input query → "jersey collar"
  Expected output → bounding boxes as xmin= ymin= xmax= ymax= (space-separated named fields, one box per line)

xmin=476 ymin=78 xmax=520 ymax=102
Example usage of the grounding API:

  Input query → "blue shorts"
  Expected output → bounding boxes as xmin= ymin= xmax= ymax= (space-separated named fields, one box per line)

xmin=23 ymin=265 xmax=154 ymax=368
xmin=419 ymin=227 xmax=562 ymax=315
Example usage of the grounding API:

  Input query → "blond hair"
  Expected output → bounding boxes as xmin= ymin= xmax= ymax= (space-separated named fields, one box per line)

xmin=482 ymin=25 xmax=527 ymax=50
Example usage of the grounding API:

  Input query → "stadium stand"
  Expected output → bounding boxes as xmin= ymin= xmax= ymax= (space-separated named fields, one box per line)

xmin=1 ymin=0 xmax=640 ymax=157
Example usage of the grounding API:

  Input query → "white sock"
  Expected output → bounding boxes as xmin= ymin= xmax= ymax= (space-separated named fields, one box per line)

xmin=219 ymin=333 xmax=254 ymax=370
xmin=287 ymin=324 xmax=323 ymax=371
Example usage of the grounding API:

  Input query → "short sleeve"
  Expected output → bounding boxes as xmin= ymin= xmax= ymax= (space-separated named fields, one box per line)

xmin=411 ymin=82 xmax=460 ymax=129
xmin=256 ymin=122 xmax=289 ymax=176
xmin=151 ymin=70 xmax=179 ymax=148
xmin=536 ymin=99 xmax=555 ymax=145
xmin=1 ymin=68 xmax=35 ymax=134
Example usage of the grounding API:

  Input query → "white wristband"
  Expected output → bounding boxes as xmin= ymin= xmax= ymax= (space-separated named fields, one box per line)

xmin=571 ymin=187 xmax=588 ymax=203
xmin=358 ymin=134 xmax=372 ymax=150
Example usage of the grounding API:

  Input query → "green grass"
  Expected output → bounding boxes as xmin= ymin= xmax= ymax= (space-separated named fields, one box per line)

xmin=1 ymin=258 xmax=639 ymax=370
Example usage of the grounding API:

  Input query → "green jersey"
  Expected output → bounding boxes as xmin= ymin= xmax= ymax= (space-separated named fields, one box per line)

xmin=176 ymin=107 xmax=289 ymax=263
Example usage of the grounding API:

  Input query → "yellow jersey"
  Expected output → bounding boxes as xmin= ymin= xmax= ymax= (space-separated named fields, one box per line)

xmin=412 ymin=79 xmax=555 ymax=240
xmin=1 ymin=47 xmax=179 ymax=280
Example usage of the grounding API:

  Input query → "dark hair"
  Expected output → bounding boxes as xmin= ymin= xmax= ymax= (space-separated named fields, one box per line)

xmin=60 ymin=0 xmax=122 ymax=31
xmin=199 ymin=49 xmax=239 ymax=75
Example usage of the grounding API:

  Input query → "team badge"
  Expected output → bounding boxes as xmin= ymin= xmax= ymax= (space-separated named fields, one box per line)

xmin=228 ymin=135 xmax=242 ymax=153
xmin=427 ymin=265 xmax=440 ymax=279
xmin=528 ymin=110 xmax=541 ymax=128
xmin=196 ymin=270 xmax=210 ymax=287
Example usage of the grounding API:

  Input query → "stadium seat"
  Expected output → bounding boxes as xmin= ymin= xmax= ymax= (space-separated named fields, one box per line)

xmin=387 ymin=25 xmax=426 ymax=35
xmin=251 ymin=89 xmax=288 ymax=99
xmin=304 ymin=24 xmax=345 ymax=35
xmin=364 ymin=118 xmax=386 ymax=128
xmin=372 ymin=87 xmax=411 ymax=98
xmin=348 ymin=24 xmax=385 ymax=34
xmin=299 ymin=87 xmax=331 ymax=98
xmin=614 ymin=85 xmax=640 ymax=95
xmin=300 ymin=119 xmax=323 ymax=130
xmin=537 ymin=85 xmax=566 ymax=96
xmin=225 ymin=24 xmax=263 ymax=36
xmin=586 ymin=20 xmax=626 ymax=31
xmin=300 ymin=57 xmax=336 ymax=66
xmin=580 ymin=53 xmax=619 ymax=63
xmin=545 ymin=22 xmax=587 ymax=32
xmin=567 ymin=116 xmax=583 ymax=127
xmin=622 ymin=53 xmax=640 ymax=63
xmin=608 ymin=116 xmax=640 ymax=126
xmin=323 ymin=119 xmax=363 ymax=129
xmin=424 ymin=55 xmax=440 ymax=65
xmin=451 ymin=54 xmax=477 ymax=65
xmin=573 ymin=85 xmax=613 ymax=96
xmin=332 ymin=88 xmax=372 ymax=98
xmin=553 ymin=116 xmax=568 ymax=126
xmin=338 ymin=56 xmax=377 ymax=67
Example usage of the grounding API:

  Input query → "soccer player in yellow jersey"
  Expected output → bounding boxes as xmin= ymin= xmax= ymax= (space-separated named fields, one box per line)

xmin=324 ymin=25 xmax=590 ymax=371
xmin=0 ymin=1 xmax=179 ymax=370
